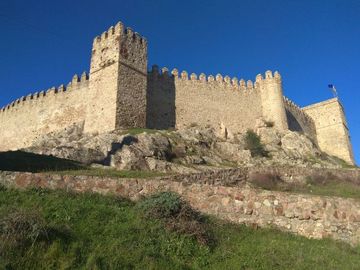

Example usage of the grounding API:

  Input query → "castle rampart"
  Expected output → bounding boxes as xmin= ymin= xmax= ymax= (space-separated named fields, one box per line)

xmin=147 ymin=66 xmax=266 ymax=133
xmin=0 ymin=21 xmax=355 ymax=164
xmin=0 ymin=73 xmax=89 ymax=151
xmin=283 ymin=97 xmax=317 ymax=143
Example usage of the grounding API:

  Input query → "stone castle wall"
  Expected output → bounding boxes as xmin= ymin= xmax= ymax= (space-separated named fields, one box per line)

xmin=147 ymin=66 xmax=263 ymax=133
xmin=1 ymin=168 xmax=360 ymax=245
xmin=0 ymin=74 xmax=90 ymax=151
xmin=303 ymin=98 xmax=354 ymax=164
xmin=283 ymin=97 xmax=317 ymax=143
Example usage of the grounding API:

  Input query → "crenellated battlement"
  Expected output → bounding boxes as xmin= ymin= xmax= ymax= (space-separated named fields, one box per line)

xmin=283 ymin=96 xmax=314 ymax=125
xmin=148 ymin=65 xmax=282 ymax=93
xmin=0 ymin=72 xmax=89 ymax=113
xmin=92 ymin=21 xmax=147 ymax=49
xmin=283 ymin=96 xmax=317 ymax=143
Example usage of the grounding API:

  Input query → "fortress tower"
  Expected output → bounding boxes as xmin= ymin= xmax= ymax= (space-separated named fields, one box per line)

xmin=257 ymin=71 xmax=288 ymax=130
xmin=85 ymin=22 xmax=147 ymax=133
xmin=303 ymin=98 xmax=354 ymax=164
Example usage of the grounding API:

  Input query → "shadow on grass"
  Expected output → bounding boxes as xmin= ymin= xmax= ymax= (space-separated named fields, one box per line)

xmin=0 ymin=151 xmax=85 ymax=173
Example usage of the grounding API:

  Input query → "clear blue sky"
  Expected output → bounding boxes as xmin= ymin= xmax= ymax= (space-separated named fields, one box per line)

xmin=0 ymin=0 xmax=359 ymax=164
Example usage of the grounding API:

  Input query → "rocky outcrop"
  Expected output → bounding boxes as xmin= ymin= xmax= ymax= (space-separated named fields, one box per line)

xmin=281 ymin=132 xmax=320 ymax=158
xmin=24 ymin=123 xmax=345 ymax=172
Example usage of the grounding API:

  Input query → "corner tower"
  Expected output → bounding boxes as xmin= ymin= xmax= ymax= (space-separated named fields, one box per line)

xmin=257 ymin=71 xmax=288 ymax=130
xmin=84 ymin=22 xmax=147 ymax=134
xmin=303 ymin=98 xmax=355 ymax=165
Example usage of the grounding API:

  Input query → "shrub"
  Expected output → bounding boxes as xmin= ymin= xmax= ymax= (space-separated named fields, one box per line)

xmin=137 ymin=192 xmax=213 ymax=245
xmin=0 ymin=208 xmax=73 ymax=258
xmin=0 ymin=184 xmax=6 ymax=191
xmin=165 ymin=206 xmax=212 ymax=246
xmin=250 ymin=173 xmax=282 ymax=190
xmin=244 ymin=130 xmax=268 ymax=157
xmin=0 ymin=208 xmax=48 ymax=254
xmin=170 ymin=145 xmax=187 ymax=159
xmin=264 ymin=121 xmax=274 ymax=127
xmin=137 ymin=192 xmax=182 ymax=219
xmin=306 ymin=172 xmax=338 ymax=186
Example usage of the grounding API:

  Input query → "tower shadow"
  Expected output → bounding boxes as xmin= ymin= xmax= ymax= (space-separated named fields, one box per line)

xmin=146 ymin=69 xmax=176 ymax=129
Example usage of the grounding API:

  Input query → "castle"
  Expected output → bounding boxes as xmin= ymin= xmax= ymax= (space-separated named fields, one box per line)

xmin=0 ymin=21 xmax=355 ymax=165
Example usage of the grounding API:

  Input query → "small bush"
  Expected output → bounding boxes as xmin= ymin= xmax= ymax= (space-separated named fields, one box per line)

xmin=137 ymin=192 xmax=182 ymax=219
xmin=0 ymin=184 xmax=7 ymax=191
xmin=165 ymin=206 xmax=212 ymax=246
xmin=250 ymin=173 xmax=282 ymax=190
xmin=137 ymin=192 xmax=213 ymax=245
xmin=244 ymin=130 xmax=268 ymax=157
xmin=306 ymin=172 xmax=340 ymax=186
xmin=264 ymin=121 xmax=274 ymax=127
xmin=0 ymin=209 xmax=48 ymax=253
xmin=170 ymin=145 xmax=187 ymax=159
xmin=0 ymin=208 xmax=73 ymax=258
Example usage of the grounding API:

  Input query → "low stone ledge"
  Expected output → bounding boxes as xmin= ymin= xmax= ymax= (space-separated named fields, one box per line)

xmin=0 ymin=169 xmax=360 ymax=245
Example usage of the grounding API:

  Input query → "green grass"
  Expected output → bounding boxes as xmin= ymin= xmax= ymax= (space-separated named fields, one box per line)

xmin=1 ymin=187 xmax=359 ymax=269
xmin=120 ymin=128 xmax=174 ymax=136
xmin=50 ymin=168 xmax=167 ymax=178
xmin=291 ymin=181 xmax=360 ymax=200
xmin=251 ymin=173 xmax=360 ymax=200
xmin=329 ymin=155 xmax=358 ymax=169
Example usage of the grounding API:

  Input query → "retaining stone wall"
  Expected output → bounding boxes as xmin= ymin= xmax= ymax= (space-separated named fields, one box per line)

xmin=1 ymin=167 xmax=360 ymax=245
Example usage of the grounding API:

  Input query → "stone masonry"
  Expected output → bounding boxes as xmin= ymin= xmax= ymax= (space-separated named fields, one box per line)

xmin=0 ymin=21 xmax=354 ymax=164
xmin=1 ymin=168 xmax=360 ymax=245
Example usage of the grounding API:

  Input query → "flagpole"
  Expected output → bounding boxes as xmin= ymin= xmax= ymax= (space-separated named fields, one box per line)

xmin=328 ymin=84 xmax=338 ymax=98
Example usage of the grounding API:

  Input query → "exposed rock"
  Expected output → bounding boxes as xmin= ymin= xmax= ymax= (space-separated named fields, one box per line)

xmin=217 ymin=122 xmax=234 ymax=140
xmin=145 ymin=157 xmax=198 ymax=174
xmin=135 ymin=133 xmax=172 ymax=159
xmin=24 ymin=123 xmax=344 ymax=172
xmin=176 ymin=126 xmax=217 ymax=144
xmin=81 ymin=132 xmax=126 ymax=156
xmin=255 ymin=118 xmax=268 ymax=129
xmin=111 ymin=145 xmax=148 ymax=170
xmin=281 ymin=131 xmax=320 ymax=158
xmin=215 ymin=141 xmax=250 ymax=161
xmin=258 ymin=127 xmax=281 ymax=151
xmin=202 ymin=155 xmax=223 ymax=166
xmin=215 ymin=142 xmax=243 ymax=156
xmin=182 ymin=155 xmax=206 ymax=165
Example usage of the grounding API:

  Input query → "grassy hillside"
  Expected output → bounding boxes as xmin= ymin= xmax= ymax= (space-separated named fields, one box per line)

xmin=1 ymin=187 xmax=359 ymax=270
